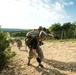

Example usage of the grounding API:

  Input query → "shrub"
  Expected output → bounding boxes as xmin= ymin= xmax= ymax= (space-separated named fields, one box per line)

xmin=0 ymin=32 xmax=16 ymax=67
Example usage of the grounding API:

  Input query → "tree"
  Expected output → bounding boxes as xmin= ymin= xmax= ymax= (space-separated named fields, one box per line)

xmin=49 ymin=23 xmax=62 ymax=39
xmin=72 ymin=21 xmax=76 ymax=38
xmin=43 ymin=27 xmax=50 ymax=33
xmin=62 ymin=22 xmax=75 ymax=39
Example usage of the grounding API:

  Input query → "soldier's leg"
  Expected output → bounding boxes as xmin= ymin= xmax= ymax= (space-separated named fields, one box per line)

xmin=37 ymin=47 xmax=44 ymax=60
xmin=28 ymin=48 xmax=34 ymax=65
xmin=36 ymin=47 xmax=44 ymax=68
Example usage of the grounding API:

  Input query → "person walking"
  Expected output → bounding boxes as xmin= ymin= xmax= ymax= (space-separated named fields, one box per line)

xmin=25 ymin=26 xmax=53 ymax=68
xmin=16 ymin=39 xmax=22 ymax=50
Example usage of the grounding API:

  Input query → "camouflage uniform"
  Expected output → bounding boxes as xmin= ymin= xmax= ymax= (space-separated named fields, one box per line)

xmin=16 ymin=39 xmax=22 ymax=50
xmin=27 ymin=42 xmax=44 ymax=65
xmin=10 ymin=39 xmax=15 ymax=45
xmin=25 ymin=30 xmax=44 ymax=64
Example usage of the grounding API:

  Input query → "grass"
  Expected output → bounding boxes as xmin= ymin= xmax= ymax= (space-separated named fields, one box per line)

xmin=44 ymin=39 xmax=76 ymax=43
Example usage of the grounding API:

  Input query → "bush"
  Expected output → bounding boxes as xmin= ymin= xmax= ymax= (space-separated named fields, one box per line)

xmin=0 ymin=32 xmax=16 ymax=67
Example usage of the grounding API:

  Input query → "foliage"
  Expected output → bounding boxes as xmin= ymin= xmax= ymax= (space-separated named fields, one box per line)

xmin=48 ymin=23 xmax=62 ymax=39
xmin=48 ymin=21 xmax=76 ymax=39
xmin=72 ymin=21 xmax=76 ymax=38
xmin=0 ymin=31 xmax=16 ymax=67
xmin=9 ymin=30 xmax=30 ymax=37
xmin=43 ymin=27 xmax=50 ymax=33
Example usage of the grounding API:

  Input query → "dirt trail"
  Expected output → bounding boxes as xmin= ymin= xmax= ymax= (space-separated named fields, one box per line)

xmin=1 ymin=41 xmax=76 ymax=75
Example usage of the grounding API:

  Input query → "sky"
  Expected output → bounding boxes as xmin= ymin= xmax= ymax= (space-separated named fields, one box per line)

xmin=0 ymin=0 xmax=76 ymax=29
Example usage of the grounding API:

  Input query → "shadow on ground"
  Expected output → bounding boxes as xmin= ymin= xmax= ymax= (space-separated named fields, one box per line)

xmin=43 ymin=58 xmax=76 ymax=73
xmin=30 ymin=58 xmax=76 ymax=75
xmin=30 ymin=63 xmax=66 ymax=75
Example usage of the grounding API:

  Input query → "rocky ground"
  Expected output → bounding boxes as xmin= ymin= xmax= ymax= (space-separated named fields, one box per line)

xmin=0 ymin=41 xmax=76 ymax=75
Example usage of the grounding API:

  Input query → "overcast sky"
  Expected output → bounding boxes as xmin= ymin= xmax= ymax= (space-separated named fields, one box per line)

xmin=0 ymin=0 xmax=76 ymax=29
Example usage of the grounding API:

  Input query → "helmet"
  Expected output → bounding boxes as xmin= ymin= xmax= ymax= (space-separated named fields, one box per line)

xmin=39 ymin=26 xmax=43 ymax=30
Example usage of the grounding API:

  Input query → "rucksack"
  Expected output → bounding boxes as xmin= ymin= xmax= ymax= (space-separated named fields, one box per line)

xmin=25 ymin=30 xmax=39 ymax=47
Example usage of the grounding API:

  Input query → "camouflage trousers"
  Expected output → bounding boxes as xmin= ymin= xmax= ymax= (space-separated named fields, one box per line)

xmin=28 ymin=46 xmax=44 ymax=65
xmin=16 ymin=40 xmax=22 ymax=50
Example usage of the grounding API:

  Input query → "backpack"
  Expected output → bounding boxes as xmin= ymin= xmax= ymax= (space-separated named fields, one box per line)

xmin=25 ymin=30 xmax=39 ymax=47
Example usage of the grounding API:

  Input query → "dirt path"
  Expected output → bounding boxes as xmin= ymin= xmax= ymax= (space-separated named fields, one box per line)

xmin=1 ymin=41 xmax=76 ymax=75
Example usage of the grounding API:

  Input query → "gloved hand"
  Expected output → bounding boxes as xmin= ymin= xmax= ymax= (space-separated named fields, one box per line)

xmin=39 ymin=41 xmax=44 ymax=46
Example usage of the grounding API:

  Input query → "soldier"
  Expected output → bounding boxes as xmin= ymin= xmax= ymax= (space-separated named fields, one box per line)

xmin=25 ymin=26 xmax=53 ymax=68
xmin=10 ymin=39 xmax=15 ymax=46
xmin=16 ymin=39 xmax=22 ymax=50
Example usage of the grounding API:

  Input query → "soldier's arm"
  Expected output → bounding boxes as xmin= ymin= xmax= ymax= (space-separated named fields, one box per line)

xmin=46 ymin=34 xmax=54 ymax=38
xmin=41 ymin=31 xmax=54 ymax=38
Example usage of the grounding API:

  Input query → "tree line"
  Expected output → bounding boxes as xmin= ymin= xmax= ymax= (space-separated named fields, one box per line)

xmin=3 ymin=21 xmax=76 ymax=40
xmin=49 ymin=21 xmax=76 ymax=39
